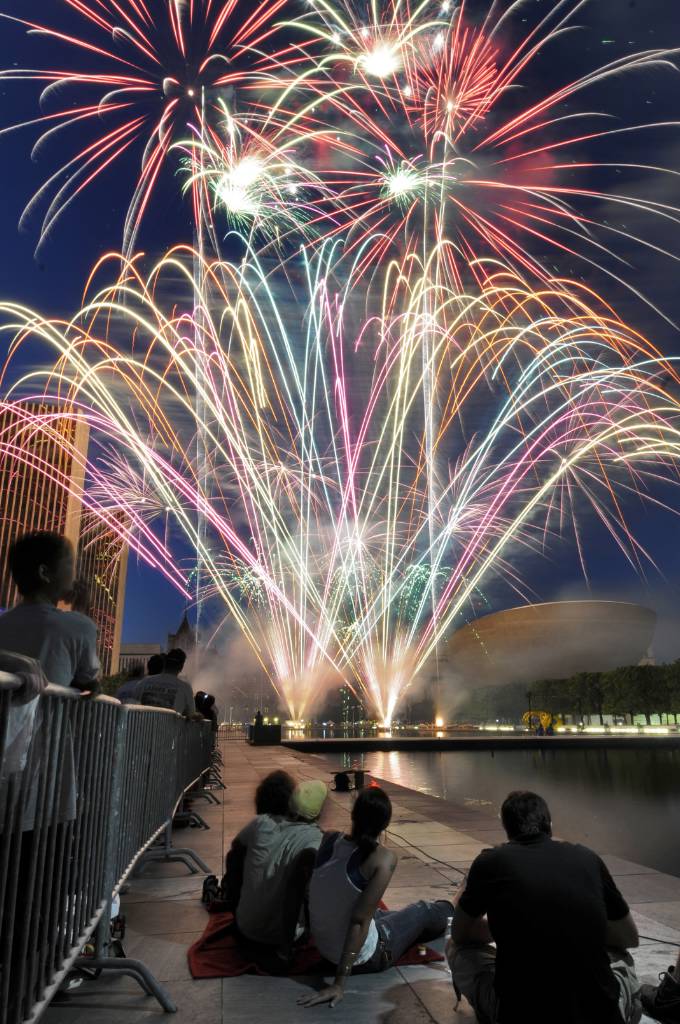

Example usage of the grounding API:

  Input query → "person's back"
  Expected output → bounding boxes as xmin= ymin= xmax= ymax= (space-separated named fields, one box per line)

xmin=468 ymin=836 xmax=624 ymax=1021
xmin=138 ymin=671 xmax=193 ymax=714
xmin=0 ymin=532 xmax=99 ymax=689
xmin=236 ymin=815 xmax=322 ymax=945
xmin=137 ymin=648 xmax=193 ymax=715
xmin=236 ymin=780 xmax=327 ymax=947
xmin=450 ymin=790 xmax=640 ymax=1024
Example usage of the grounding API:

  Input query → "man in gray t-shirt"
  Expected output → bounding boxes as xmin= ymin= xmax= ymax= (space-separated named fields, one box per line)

xmin=0 ymin=531 xmax=100 ymax=689
xmin=137 ymin=647 xmax=194 ymax=716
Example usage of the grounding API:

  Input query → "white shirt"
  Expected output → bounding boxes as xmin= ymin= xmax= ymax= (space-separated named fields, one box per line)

xmin=0 ymin=603 xmax=100 ymax=688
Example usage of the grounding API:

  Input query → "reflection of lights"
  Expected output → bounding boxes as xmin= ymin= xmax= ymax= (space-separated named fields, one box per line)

xmin=583 ymin=726 xmax=606 ymax=733
xmin=360 ymin=43 xmax=401 ymax=78
xmin=643 ymin=726 xmax=670 ymax=735
xmin=436 ymin=730 xmax=444 ymax=738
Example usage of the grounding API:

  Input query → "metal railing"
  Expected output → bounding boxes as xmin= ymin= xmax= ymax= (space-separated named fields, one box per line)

xmin=0 ymin=674 xmax=214 ymax=1023
xmin=217 ymin=723 xmax=246 ymax=741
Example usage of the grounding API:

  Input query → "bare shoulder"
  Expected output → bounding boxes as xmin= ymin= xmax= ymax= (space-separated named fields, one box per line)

xmin=368 ymin=844 xmax=397 ymax=874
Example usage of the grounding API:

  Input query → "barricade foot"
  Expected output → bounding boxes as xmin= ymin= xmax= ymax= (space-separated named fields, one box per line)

xmin=74 ymin=956 xmax=177 ymax=1012
xmin=134 ymin=846 xmax=212 ymax=875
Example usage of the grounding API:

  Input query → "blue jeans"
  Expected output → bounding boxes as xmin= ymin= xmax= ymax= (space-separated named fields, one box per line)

xmin=359 ymin=899 xmax=452 ymax=971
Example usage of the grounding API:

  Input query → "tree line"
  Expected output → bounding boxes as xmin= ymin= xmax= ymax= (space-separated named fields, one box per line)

xmin=455 ymin=662 xmax=680 ymax=725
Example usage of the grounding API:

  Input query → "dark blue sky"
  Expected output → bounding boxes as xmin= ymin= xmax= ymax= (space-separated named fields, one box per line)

xmin=1 ymin=0 xmax=679 ymax=655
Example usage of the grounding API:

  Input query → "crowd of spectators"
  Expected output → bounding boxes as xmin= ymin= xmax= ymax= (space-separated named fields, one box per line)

xmin=1 ymin=530 xmax=678 ymax=1023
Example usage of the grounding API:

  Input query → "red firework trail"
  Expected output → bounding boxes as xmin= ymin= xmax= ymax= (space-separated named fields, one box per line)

xmin=0 ymin=0 xmax=306 ymax=252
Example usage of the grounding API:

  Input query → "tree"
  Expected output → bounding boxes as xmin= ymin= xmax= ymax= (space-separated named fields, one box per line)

xmin=601 ymin=664 xmax=668 ymax=724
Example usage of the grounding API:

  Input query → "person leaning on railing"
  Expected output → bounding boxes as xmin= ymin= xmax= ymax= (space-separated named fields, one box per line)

xmin=0 ymin=531 xmax=101 ymax=692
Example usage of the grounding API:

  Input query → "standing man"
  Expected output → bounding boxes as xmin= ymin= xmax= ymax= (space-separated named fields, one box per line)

xmin=448 ymin=790 xmax=641 ymax=1024
xmin=137 ymin=647 xmax=194 ymax=716
xmin=0 ymin=531 xmax=100 ymax=689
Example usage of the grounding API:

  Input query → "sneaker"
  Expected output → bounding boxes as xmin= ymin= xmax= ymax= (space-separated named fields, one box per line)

xmin=641 ymin=966 xmax=680 ymax=1023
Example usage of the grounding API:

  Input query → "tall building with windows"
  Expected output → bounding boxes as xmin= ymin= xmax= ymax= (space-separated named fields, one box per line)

xmin=0 ymin=401 xmax=128 ymax=675
xmin=76 ymin=513 xmax=129 ymax=676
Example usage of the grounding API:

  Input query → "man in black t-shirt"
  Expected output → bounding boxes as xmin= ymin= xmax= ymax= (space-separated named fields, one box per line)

xmin=447 ymin=790 xmax=642 ymax=1024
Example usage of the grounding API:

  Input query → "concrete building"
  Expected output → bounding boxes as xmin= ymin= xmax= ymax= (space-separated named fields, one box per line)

xmin=119 ymin=643 xmax=163 ymax=674
xmin=447 ymin=600 xmax=656 ymax=688
xmin=0 ymin=401 xmax=128 ymax=675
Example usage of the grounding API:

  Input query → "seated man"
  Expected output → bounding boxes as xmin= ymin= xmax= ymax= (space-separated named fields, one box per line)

xmin=234 ymin=778 xmax=327 ymax=964
xmin=222 ymin=770 xmax=296 ymax=909
xmin=448 ymin=790 xmax=641 ymax=1024
xmin=0 ymin=531 xmax=100 ymax=690
xmin=137 ymin=648 xmax=194 ymax=715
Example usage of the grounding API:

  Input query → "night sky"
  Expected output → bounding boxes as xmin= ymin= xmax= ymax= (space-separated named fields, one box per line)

xmin=1 ymin=0 xmax=679 ymax=656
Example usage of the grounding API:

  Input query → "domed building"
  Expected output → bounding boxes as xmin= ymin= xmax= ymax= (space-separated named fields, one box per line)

xmin=447 ymin=600 xmax=656 ymax=687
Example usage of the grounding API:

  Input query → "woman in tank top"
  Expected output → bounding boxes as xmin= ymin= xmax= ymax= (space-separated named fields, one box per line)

xmin=299 ymin=786 xmax=453 ymax=1008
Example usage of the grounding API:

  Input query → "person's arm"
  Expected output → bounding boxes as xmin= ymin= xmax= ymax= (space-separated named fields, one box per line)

xmin=451 ymin=902 xmax=493 ymax=945
xmin=606 ymin=913 xmax=639 ymax=949
xmin=450 ymin=855 xmax=493 ymax=947
xmin=298 ymin=847 xmax=397 ymax=1008
xmin=599 ymin=857 xmax=639 ymax=949
xmin=72 ymin=617 xmax=101 ymax=692
xmin=223 ymin=838 xmax=247 ymax=910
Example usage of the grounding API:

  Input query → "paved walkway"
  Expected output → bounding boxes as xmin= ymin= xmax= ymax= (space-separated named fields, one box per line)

xmin=43 ymin=740 xmax=680 ymax=1023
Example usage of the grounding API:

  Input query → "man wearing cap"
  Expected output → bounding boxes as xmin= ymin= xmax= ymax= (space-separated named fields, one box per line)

xmin=234 ymin=778 xmax=328 ymax=966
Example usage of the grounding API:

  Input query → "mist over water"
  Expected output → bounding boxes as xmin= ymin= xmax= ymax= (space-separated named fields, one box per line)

xmin=354 ymin=747 xmax=680 ymax=877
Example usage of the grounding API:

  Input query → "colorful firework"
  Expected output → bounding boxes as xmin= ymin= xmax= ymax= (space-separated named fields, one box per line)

xmin=0 ymin=0 xmax=302 ymax=252
xmin=279 ymin=0 xmax=680 ymax=302
xmin=2 ymin=245 xmax=680 ymax=723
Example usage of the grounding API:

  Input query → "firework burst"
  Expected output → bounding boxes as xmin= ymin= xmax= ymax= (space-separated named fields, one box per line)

xmin=2 ymin=244 xmax=680 ymax=722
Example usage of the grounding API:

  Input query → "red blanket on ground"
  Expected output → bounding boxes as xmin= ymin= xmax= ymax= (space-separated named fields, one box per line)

xmin=187 ymin=911 xmax=444 ymax=979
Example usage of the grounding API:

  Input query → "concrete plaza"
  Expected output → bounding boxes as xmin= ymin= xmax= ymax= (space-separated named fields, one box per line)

xmin=43 ymin=740 xmax=680 ymax=1023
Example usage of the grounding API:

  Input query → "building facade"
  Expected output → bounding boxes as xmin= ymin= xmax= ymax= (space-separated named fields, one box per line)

xmin=0 ymin=401 xmax=128 ymax=676
xmin=0 ymin=402 xmax=88 ymax=610
xmin=119 ymin=643 xmax=162 ymax=674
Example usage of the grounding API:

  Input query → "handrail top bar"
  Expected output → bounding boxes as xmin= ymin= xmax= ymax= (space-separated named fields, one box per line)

xmin=123 ymin=702 xmax=184 ymax=717
xmin=0 ymin=670 xmax=23 ymax=690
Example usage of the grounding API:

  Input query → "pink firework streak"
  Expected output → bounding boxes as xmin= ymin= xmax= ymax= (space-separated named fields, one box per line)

xmin=0 ymin=0 xmax=311 ymax=253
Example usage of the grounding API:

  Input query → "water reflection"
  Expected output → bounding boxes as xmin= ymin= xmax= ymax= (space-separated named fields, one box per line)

xmin=353 ymin=748 xmax=680 ymax=876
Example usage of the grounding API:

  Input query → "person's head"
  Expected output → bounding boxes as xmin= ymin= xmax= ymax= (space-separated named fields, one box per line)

xmin=255 ymin=769 xmax=296 ymax=816
xmin=290 ymin=780 xmax=327 ymax=823
xmin=147 ymin=654 xmax=164 ymax=675
xmin=500 ymin=791 xmax=552 ymax=841
xmin=350 ymin=785 xmax=392 ymax=862
xmin=8 ymin=531 xmax=75 ymax=603
xmin=194 ymin=690 xmax=206 ymax=712
xmin=165 ymin=648 xmax=186 ymax=676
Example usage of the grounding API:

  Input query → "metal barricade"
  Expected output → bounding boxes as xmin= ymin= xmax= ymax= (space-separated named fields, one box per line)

xmin=0 ymin=678 xmax=213 ymax=1023
xmin=217 ymin=723 xmax=246 ymax=742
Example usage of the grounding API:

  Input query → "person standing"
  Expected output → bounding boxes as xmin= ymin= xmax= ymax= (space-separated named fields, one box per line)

xmin=137 ymin=648 xmax=194 ymax=716
xmin=117 ymin=653 xmax=163 ymax=704
xmin=0 ymin=531 xmax=100 ymax=689
xmin=447 ymin=790 xmax=641 ymax=1024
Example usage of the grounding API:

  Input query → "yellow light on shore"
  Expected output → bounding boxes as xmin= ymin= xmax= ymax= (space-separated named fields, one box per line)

xmin=434 ymin=716 xmax=444 ymax=728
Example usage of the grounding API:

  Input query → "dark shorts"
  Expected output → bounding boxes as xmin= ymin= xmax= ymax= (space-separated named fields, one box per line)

xmin=447 ymin=944 xmax=642 ymax=1024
